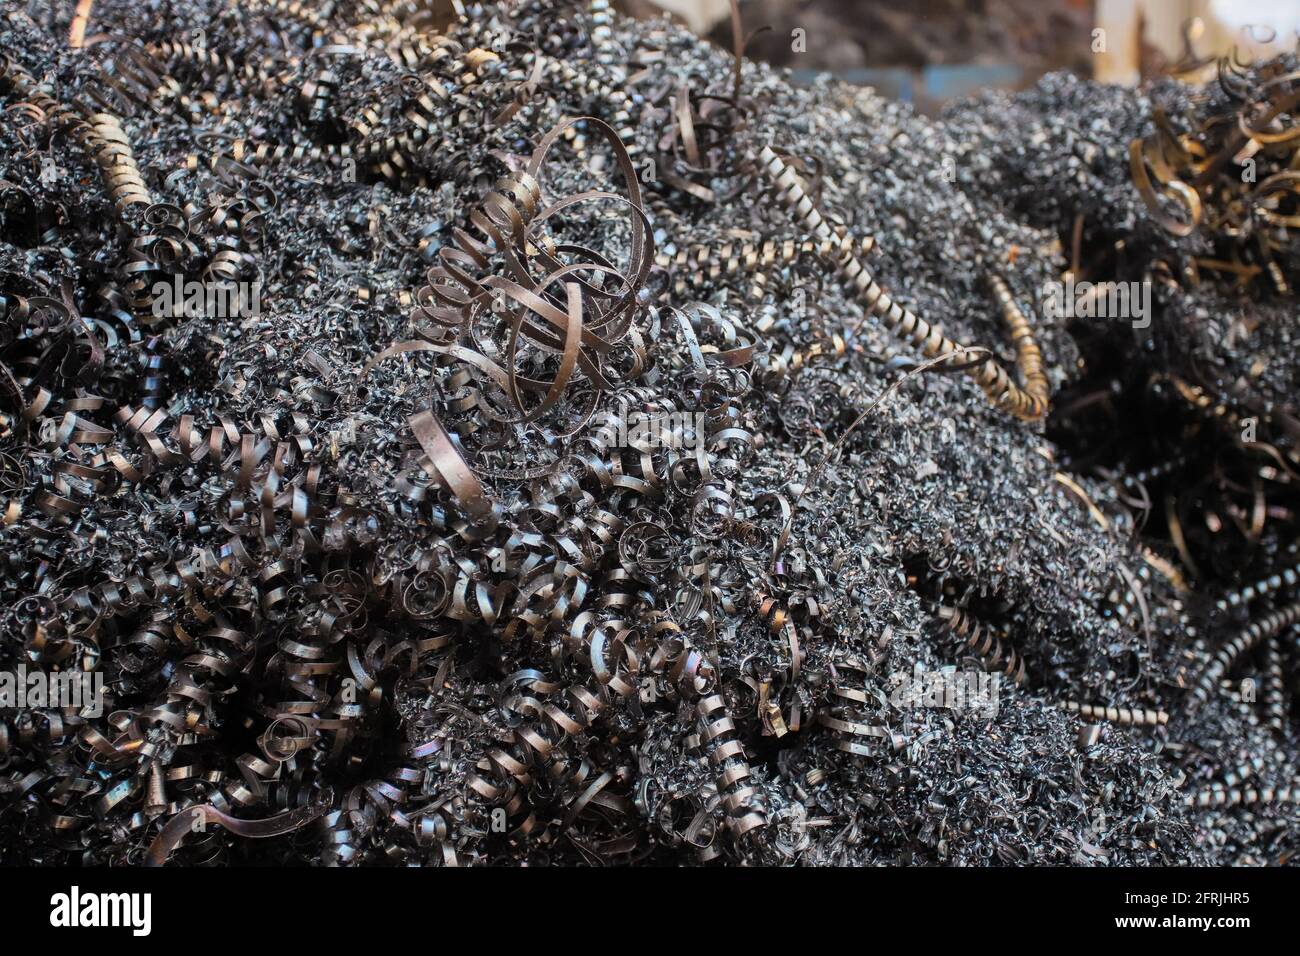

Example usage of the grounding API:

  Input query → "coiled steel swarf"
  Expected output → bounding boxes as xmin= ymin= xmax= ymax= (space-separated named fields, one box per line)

xmin=1120 ymin=452 xmax=1188 ymax=493
xmin=1060 ymin=701 xmax=1168 ymax=728
xmin=934 ymin=604 xmax=1027 ymax=686
xmin=1191 ymin=600 xmax=1300 ymax=709
xmin=1102 ymin=562 xmax=1152 ymax=626
xmin=820 ymin=655 xmax=892 ymax=756
xmin=139 ymin=337 xmax=168 ymax=410
xmin=1262 ymin=638 xmax=1288 ymax=736
xmin=1217 ymin=756 xmax=1266 ymax=789
xmin=656 ymin=235 xmax=875 ymax=302
xmin=694 ymin=693 xmax=767 ymax=840
xmin=757 ymin=145 xmax=1050 ymax=421
xmin=1185 ymin=781 xmax=1300 ymax=809
xmin=1216 ymin=553 xmax=1300 ymax=613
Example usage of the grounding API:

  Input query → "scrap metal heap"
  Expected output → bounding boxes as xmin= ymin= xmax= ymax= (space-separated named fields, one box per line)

xmin=0 ymin=0 xmax=1298 ymax=865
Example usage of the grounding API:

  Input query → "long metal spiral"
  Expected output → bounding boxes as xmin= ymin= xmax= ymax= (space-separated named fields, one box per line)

xmin=1120 ymin=451 xmax=1188 ymax=493
xmin=656 ymin=235 xmax=876 ymax=301
xmin=757 ymin=145 xmax=1050 ymax=421
xmin=694 ymin=692 xmax=768 ymax=840
xmin=1262 ymin=637 xmax=1289 ymax=735
xmin=1059 ymin=700 xmax=1168 ymax=727
xmin=1216 ymin=552 xmax=1300 ymax=612
xmin=935 ymin=604 xmax=1027 ymax=685
xmin=1185 ymin=781 xmax=1300 ymax=809
xmin=1191 ymin=599 xmax=1300 ymax=708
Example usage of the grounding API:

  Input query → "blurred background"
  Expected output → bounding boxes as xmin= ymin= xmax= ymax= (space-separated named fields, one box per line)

xmin=616 ymin=0 xmax=1300 ymax=112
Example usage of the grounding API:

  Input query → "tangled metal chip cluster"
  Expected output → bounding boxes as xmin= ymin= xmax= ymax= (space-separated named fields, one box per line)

xmin=1130 ymin=46 xmax=1300 ymax=292
xmin=1 ymin=0 xmax=1299 ymax=866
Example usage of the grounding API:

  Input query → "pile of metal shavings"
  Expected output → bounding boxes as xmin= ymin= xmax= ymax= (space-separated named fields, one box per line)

xmin=945 ymin=60 xmax=1300 ymax=431
xmin=0 ymin=0 xmax=1297 ymax=867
